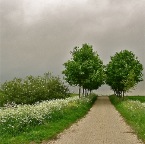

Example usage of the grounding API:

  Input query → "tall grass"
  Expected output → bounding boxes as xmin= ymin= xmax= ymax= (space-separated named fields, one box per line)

xmin=0 ymin=94 xmax=97 ymax=144
xmin=125 ymin=96 xmax=145 ymax=103
xmin=109 ymin=95 xmax=145 ymax=143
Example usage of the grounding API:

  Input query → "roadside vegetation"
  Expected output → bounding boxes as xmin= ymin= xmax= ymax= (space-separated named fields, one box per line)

xmin=125 ymin=96 xmax=145 ymax=103
xmin=0 ymin=73 xmax=70 ymax=106
xmin=109 ymin=95 xmax=145 ymax=143
xmin=107 ymin=49 xmax=144 ymax=142
xmin=63 ymin=43 xmax=105 ymax=97
xmin=0 ymin=94 xmax=97 ymax=144
xmin=106 ymin=50 xmax=143 ymax=99
xmin=0 ymin=43 xmax=144 ymax=143
xmin=0 ymin=43 xmax=103 ymax=144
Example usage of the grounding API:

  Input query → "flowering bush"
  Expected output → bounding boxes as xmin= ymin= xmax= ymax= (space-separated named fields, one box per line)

xmin=0 ymin=73 xmax=70 ymax=106
xmin=0 ymin=95 xmax=95 ymax=136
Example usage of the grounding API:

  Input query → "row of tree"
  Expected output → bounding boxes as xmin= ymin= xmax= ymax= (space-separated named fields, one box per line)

xmin=62 ymin=44 xmax=143 ymax=99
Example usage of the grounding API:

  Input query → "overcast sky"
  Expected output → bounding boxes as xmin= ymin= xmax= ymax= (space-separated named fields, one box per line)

xmin=0 ymin=0 xmax=145 ymax=95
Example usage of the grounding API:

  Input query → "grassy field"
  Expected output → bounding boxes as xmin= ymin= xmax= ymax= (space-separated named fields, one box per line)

xmin=70 ymin=93 xmax=79 ymax=97
xmin=125 ymin=96 xmax=145 ymax=103
xmin=109 ymin=95 xmax=145 ymax=143
xmin=0 ymin=94 xmax=97 ymax=144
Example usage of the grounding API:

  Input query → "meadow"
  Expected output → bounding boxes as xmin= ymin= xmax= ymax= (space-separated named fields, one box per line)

xmin=0 ymin=94 xmax=97 ymax=144
xmin=109 ymin=95 xmax=145 ymax=143
xmin=0 ymin=73 xmax=97 ymax=144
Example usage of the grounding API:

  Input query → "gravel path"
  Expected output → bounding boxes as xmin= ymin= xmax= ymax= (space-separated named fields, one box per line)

xmin=45 ymin=96 xmax=143 ymax=144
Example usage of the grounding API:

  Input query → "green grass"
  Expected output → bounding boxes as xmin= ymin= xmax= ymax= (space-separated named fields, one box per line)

xmin=0 ymin=94 xmax=97 ymax=144
xmin=109 ymin=95 xmax=145 ymax=143
xmin=125 ymin=96 xmax=145 ymax=103
xmin=70 ymin=93 xmax=79 ymax=97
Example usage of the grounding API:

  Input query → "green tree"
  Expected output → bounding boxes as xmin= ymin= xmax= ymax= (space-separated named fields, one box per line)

xmin=63 ymin=43 xmax=105 ymax=97
xmin=83 ymin=54 xmax=105 ymax=95
xmin=106 ymin=50 xmax=143 ymax=99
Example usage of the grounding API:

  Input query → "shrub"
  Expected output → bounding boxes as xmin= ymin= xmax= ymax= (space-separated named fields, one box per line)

xmin=0 ymin=73 xmax=70 ymax=106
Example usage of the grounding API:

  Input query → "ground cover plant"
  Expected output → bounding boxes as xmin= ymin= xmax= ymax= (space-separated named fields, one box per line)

xmin=0 ymin=94 xmax=97 ymax=144
xmin=109 ymin=95 xmax=145 ymax=143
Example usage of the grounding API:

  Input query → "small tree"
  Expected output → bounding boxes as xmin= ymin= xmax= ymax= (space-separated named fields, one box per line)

xmin=82 ymin=54 xmax=105 ymax=95
xmin=106 ymin=50 xmax=143 ymax=99
xmin=63 ymin=43 xmax=105 ymax=97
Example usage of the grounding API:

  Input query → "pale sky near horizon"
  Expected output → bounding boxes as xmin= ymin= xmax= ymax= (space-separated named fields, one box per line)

xmin=0 ymin=0 xmax=145 ymax=95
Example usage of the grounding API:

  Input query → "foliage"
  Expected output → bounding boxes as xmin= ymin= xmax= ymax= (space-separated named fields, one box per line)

xmin=106 ymin=50 xmax=143 ymax=98
xmin=63 ymin=43 xmax=105 ymax=96
xmin=70 ymin=93 xmax=79 ymax=97
xmin=109 ymin=95 xmax=145 ymax=143
xmin=0 ymin=94 xmax=97 ymax=144
xmin=0 ymin=91 xmax=7 ymax=107
xmin=0 ymin=73 xmax=70 ymax=106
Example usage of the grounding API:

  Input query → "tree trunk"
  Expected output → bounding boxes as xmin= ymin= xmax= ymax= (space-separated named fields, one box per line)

xmin=83 ymin=87 xmax=84 ymax=97
xmin=90 ymin=90 xmax=92 ymax=95
xmin=79 ymin=86 xmax=81 ymax=98
xmin=85 ymin=89 xmax=87 ymax=96
xmin=114 ymin=90 xmax=117 ymax=96
xmin=86 ymin=89 xmax=88 ymax=96
xmin=116 ymin=90 xmax=119 ymax=97
xmin=122 ymin=91 xmax=125 ymax=100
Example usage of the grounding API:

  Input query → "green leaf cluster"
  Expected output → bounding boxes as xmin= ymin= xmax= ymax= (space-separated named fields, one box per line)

xmin=0 ymin=73 xmax=70 ymax=106
xmin=62 ymin=44 xmax=105 ymax=96
xmin=106 ymin=50 xmax=143 ymax=98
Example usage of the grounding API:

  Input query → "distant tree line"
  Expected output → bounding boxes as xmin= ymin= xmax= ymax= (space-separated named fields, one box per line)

xmin=63 ymin=43 xmax=143 ymax=99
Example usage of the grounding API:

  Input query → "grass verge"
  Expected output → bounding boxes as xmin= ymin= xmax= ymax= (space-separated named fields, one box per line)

xmin=0 ymin=94 xmax=97 ymax=144
xmin=125 ymin=96 xmax=145 ymax=103
xmin=109 ymin=95 xmax=145 ymax=143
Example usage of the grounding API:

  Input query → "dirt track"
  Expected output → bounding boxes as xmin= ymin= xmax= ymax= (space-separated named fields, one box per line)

xmin=45 ymin=96 xmax=143 ymax=144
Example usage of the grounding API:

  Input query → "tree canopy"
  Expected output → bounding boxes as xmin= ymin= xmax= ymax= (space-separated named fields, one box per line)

xmin=106 ymin=50 xmax=143 ymax=98
xmin=62 ymin=44 xmax=105 ymax=97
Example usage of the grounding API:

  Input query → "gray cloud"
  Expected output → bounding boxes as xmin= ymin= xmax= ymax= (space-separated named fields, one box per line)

xmin=0 ymin=0 xmax=145 ymax=95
